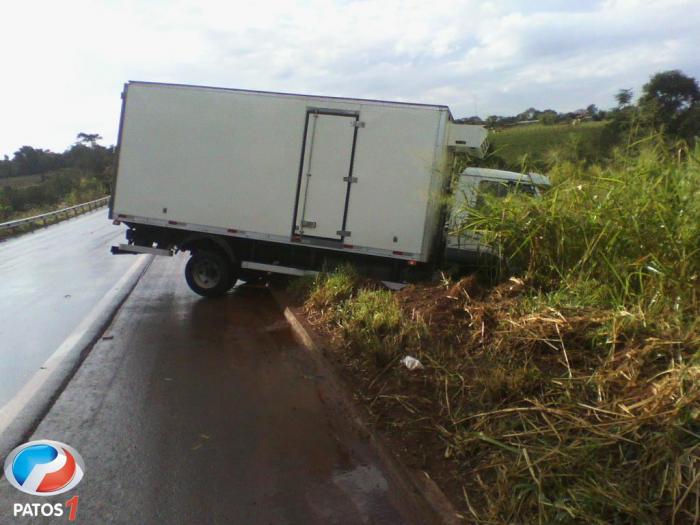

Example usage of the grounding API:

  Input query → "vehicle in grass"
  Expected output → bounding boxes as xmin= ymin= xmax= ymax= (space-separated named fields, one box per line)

xmin=109 ymin=81 xmax=543 ymax=296
xmin=445 ymin=167 xmax=551 ymax=265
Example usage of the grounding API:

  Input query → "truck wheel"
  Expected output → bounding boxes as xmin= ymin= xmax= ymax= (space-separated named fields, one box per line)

xmin=185 ymin=251 xmax=233 ymax=297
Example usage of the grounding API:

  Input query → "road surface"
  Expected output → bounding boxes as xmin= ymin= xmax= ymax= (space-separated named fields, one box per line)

xmin=0 ymin=255 xmax=413 ymax=524
xmin=0 ymin=210 xmax=139 ymax=408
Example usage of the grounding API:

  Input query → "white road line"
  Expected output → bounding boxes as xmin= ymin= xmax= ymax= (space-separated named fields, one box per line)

xmin=0 ymin=255 xmax=150 ymax=435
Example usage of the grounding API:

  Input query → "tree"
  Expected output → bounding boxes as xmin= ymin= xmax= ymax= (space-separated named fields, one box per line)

xmin=601 ymin=90 xmax=638 ymax=150
xmin=540 ymin=110 xmax=558 ymax=125
xmin=640 ymin=70 xmax=699 ymax=117
xmin=676 ymin=104 xmax=700 ymax=142
xmin=639 ymin=70 xmax=700 ymax=139
xmin=486 ymin=115 xmax=501 ymax=128
xmin=0 ymin=155 xmax=12 ymax=178
xmin=13 ymin=146 xmax=43 ymax=175
xmin=517 ymin=107 xmax=538 ymax=121
xmin=455 ymin=116 xmax=484 ymax=125
xmin=76 ymin=132 xmax=103 ymax=147
xmin=615 ymin=89 xmax=633 ymax=108
xmin=66 ymin=142 xmax=112 ymax=176
xmin=11 ymin=146 xmax=62 ymax=175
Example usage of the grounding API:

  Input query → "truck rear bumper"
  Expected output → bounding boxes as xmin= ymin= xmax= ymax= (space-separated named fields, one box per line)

xmin=111 ymin=244 xmax=173 ymax=256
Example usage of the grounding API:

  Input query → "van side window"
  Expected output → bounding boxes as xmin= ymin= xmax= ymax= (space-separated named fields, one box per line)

xmin=475 ymin=180 xmax=536 ymax=208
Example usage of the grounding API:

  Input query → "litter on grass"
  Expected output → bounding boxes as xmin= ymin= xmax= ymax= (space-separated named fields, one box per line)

xmin=400 ymin=355 xmax=424 ymax=370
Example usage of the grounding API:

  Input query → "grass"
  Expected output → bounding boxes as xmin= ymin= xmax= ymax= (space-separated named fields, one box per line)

xmin=0 ymin=172 xmax=108 ymax=240
xmin=0 ymin=168 xmax=84 ymax=189
xmin=489 ymin=121 xmax=607 ymax=168
xmin=463 ymin=139 xmax=699 ymax=321
xmin=0 ymin=169 xmax=107 ymax=224
xmin=306 ymin=264 xmax=360 ymax=310
xmin=302 ymin=265 xmax=427 ymax=366
xmin=296 ymin=139 xmax=700 ymax=524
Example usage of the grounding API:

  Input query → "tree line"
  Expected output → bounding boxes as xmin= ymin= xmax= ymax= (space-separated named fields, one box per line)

xmin=0 ymin=133 xmax=114 ymax=179
xmin=458 ymin=104 xmax=605 ymax=127
xmin=0 ymin=133 xmax=114 ymax=220
xmin=459 ymin=69 xmax=700 ymax=143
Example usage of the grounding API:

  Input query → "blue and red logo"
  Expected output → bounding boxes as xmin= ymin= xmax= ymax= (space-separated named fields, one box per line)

xmin=4 ymin=440 xmax=84 ymax=496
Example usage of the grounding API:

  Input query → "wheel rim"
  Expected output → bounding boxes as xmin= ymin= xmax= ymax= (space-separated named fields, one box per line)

xmin=192 ymin=258 xmax=221 ymax=289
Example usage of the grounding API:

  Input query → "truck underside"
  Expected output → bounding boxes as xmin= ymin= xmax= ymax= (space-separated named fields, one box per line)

xmin=114 ymin=222 xmax=432 ymax=296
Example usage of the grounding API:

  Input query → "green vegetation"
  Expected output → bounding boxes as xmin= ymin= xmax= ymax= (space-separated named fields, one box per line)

xmin=488 ymin=121 xmax=607 ymax=168
xmin=466 ymin=138 xmax=699 ymax=318
xmin=0 ymin=168 xmax=107 ymax=223
xmin=481 ymin=70 xmax=699 ymax=173
xmin=299 ymin=141 xmax=700 ymax=524
xmin=0 ymin=134 xmax=113 ymax=222
xmin=306 ymin=264 xmax=359 ymax=309
xmin=455 ymin=143 xmax=699 ymax=522
xmin=304 ymin=266 xmax=426 ymax=365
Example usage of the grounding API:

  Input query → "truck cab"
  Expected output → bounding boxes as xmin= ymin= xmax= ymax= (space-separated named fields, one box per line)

xmin=444 ymin=167 xmax=551 ymax=265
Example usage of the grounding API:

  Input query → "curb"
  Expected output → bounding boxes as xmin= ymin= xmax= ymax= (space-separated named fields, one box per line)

xmin=274 ymin=291 xmax=463 ymax=525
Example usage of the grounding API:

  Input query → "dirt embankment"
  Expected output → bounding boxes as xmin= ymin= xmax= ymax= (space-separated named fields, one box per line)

xmin=298 ymin=273 xmax=700 ymax=524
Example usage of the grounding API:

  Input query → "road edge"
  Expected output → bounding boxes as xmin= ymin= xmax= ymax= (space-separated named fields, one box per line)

xmin=0 ymin=255 xmax=153 ymax=460
xmin=0 ymin=200 xmax=109 ymax=242
xmin=274 ymin=292 xmax=463 ymax=525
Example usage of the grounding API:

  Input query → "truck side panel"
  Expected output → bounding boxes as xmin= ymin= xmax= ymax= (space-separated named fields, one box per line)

xmin=113 ymin=83 xmax=446 ymax=260
xmin=114 ymin=84 xmax=303 ymax=238
xmin=342 ymin=104 xmax=443 ymax=258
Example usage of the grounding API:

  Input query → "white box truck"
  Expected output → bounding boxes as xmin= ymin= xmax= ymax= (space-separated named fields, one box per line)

xmin=110 ymin=81 xmax=507 ymax=296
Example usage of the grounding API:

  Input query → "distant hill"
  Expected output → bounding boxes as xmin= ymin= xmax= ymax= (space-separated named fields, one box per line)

xmin=488 ymin=120 xmax=607 ymax=168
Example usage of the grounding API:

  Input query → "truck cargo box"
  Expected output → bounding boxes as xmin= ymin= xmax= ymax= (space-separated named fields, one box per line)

xmin=111 ymin=82 xmax=486 ymax=263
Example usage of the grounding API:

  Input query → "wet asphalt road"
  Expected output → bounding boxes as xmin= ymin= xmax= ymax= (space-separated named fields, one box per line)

xmin=0 ymin=210 xmax=138 ymax=407
xmin=0 ymin=254 xmax=411 ymax=524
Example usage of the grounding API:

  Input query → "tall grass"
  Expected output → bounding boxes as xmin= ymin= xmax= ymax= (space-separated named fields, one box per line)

xmin=461 ymin=141 xmax=700 ymax=325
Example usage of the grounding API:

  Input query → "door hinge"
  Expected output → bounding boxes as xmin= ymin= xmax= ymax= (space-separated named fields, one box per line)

xmin=337 ymin=230 xmax=351 ymax=237
xmin=301 ymin=220 xmax=316 ymax=229
xmin=351 ymin=121 xmax=365 ymax=128
xmin=343 ymin=176 xmax=358 ymax=183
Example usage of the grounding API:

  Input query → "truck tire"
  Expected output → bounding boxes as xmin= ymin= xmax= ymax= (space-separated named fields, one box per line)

xmin=185 ymin=250 xmax=234 ymax=297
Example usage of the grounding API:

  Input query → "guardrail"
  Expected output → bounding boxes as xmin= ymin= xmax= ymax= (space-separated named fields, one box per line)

xmin=0 ymin=196 xmax=110 ymax=234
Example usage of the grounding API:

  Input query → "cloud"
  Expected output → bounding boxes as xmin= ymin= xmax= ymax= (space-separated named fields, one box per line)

xmin=0 ymin=0 xmax=698 ymax=155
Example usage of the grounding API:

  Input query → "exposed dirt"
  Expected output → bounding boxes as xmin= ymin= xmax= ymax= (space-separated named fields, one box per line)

xmin=293 ymin=273 xmax=699 ymax=523
xmin=297 ymin=275 xmax=541 ymax=518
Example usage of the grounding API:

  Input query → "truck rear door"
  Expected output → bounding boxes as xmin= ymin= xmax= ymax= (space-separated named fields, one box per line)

xmin=295 ymin=111 xmax=358 ymax=241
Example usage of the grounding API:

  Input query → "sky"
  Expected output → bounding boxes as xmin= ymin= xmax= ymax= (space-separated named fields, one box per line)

xmin=1 ymin=0 xmax=698 ymax=156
